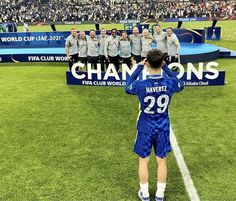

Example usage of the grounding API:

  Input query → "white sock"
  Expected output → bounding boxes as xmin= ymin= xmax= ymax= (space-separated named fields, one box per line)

xmin=156 ymin=182 xmax=166 ymax=198
xmin=140 ymin=182 xmax=149 ymax=197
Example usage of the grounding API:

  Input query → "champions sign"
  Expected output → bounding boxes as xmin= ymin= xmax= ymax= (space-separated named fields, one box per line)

xmin=66 ymin=62 xmax=225 ymax=87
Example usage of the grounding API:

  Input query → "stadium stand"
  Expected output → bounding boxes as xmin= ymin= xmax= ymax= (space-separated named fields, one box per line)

xmin=0 ymin=0 xmax=235 ymax=22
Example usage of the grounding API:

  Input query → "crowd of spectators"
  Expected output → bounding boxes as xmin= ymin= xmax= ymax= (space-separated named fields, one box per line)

xmin=0 ymin=0 xmax=236 ymax=22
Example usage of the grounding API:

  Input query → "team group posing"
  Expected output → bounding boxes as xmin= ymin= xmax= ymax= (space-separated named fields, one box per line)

xmin=65 ymin=25 xmax=180 ymax=71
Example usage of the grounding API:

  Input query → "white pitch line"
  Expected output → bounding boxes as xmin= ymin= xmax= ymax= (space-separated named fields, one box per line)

xmin=170 ymin=126 xmax=200 ymax=201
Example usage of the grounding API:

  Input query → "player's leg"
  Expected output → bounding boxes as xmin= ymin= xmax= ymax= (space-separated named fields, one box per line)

xmin=69 ymin=54 xmax=77 ymax=71
xmin=134 ymin=131 xmax=152 ymax=200
xmin=170 ymin=56 xmax=179 ymax=71
xmin=163 ymin=53 xmax=168 ymax=64
xmin=74 ymin=53 xmax=79 ymax=64
xmin=79 ymin=57 xmax=87 ymax=71
xmin=88 ymin=56 xmax=96 ymax=69
xmin=114 ymin=55 xmax=120 ymax=71
xmin=83 ymin=57 xmax=88 ymax=71
xmin=139 ymin=156 xmax=150 ymax=184
xmin=132 ymin=54 xmax=141 ymax=63
xmin=156 ymin=157 xmax=167 ymax=183
xmin=105 ymin=56 xmax=109 ymax=70
xmin=136 ymin=55 xmax=142 ymax=63
xmin=108 ymin=56 xmax=114 ymax=68
xmin=154 ymin=128 xmax=171 ymax=200
xmin=123 ymin=57 xmax=131 ymax=68
xmin=138 ymin=156 xmax=150 ymax=200
xmin=87 ymin=56 xmax=92 ymax=66
xmin=73 ymin=54 xmax=79 ymax=71
xmin=155 ymin=156 xmax=167 ymax=200
xmin=68 ymin=55 xmax=73 ymax=71
xmin=108 ymin=56 xmax=119 ymax=71
xmin=91 ymin=56 xmax=95 ymax=69
xmin=94 ymin=56 xmax=99 ymax=69
xmin=99 ymin=55 xmax=105 ymax=71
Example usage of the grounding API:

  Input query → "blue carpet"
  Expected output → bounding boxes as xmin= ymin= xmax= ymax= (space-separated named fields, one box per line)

xmin=1 ymin=43 xmax=219 ymax=56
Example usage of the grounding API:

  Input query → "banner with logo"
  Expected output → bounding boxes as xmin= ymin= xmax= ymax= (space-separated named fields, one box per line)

xmin=173 ymin=28 xmax=205 ymax=43
xmin=0 ymin=31 xmax=70 ymax=48
xmin=205 ymin=27 xmax=221 ymax=40
xmin=0 ymin=54 xmax=67 ymax=63
xmin=66 ymin=62 xmax=225 ymax=87
xmin=164 ymin=17 xmax=208 ymax=22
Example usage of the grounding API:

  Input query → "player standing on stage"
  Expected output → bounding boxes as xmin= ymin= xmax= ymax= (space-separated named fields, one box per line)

xmin=153 ymin=24 xmax=168 ymax=62
xmin=78 ymin=31 xmax=88 ymax=66
xmin=141 ymin=29 xmax=154 ymax=60
xmin=65 ymin=27 xmax=79 ymax=70
xmin=130 ymin=27 xmax=142 ymax=63
xmin=104 ymin=28 xmax=120 ymax=71
xmin=125 ymin=49 xmax=184 ymax=201
xmin=98 ymin=28 xmax=109 ymax=71
xmin=87 ymin=30 xmax=99 ymax=69
xmin=166 ymin=27 xmax=180 ymax=64
xmin=119 ymin=31 xmax=132 ymax=68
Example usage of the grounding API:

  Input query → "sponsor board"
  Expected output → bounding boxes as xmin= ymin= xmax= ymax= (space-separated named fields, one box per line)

xmin=0 ymin=54 xmax=67 ymax=62
xmin=66 ymin=62 xmax=225 ymax=86
xmin=0 ymin=32 xmax=70 ymax=48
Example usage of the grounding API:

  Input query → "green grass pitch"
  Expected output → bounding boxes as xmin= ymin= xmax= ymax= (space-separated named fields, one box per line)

xmin=0 ymin=21 xmax=236 ymax=200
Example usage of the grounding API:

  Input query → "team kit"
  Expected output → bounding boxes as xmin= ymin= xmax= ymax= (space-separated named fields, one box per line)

xmin=65 ymin=25 xmax=180 ymax=71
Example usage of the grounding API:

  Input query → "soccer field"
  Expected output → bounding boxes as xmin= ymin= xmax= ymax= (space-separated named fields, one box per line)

xmin=0 ymin=21 xmax=236 ymax=201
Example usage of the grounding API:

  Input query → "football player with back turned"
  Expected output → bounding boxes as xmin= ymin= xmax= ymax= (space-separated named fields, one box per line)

xmin=125 ymin=49 xmax=184 ymax=201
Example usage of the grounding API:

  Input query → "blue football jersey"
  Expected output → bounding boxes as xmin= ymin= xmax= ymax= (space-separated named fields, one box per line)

xmin=125 ymin=64 xmax=184 ymax=134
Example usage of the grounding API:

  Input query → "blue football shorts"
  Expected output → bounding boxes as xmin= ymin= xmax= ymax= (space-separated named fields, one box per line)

xmin=133 ymin=129 xmax=171 ymax=158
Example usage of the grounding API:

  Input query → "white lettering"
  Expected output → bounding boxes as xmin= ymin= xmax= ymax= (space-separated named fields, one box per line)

xmin=70 ymin=62 xmax=221 ymax=85
xmin=205 ymin=62 xmax=219 ymax=79
xmin=71 ymin=63 xmax=86 ymax=79
xmin=168 ymin=62 xmax=185 ymax=79
xmin=122 ymin=64 xmax=136 ymax=80
xmin=0 ymin=37 xmax=23 ymax=42
xmin=23 ymin=36 xmax=35 ymax=41
xmin=187 ymin=63 xmax=203 ymax=80
xmin=87 ymin=63 xmax=102 ymax=80
xmin=55 ymin=56 xmax=67 ymax=61
xmin=103 ymin=64 xmax=120 ymax=80
xmin=146 ymin=86 xmax=167 ymax=93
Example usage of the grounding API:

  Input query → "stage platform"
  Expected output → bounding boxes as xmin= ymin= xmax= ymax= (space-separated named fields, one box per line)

xmin=219 ymin=47 xmax=236 ymax=58
xmin=0 ymin=43 xmax=220 ymax=64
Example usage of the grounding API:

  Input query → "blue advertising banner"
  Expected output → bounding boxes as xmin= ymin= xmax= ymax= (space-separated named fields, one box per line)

xmin=66 ymin=71 xmax=225 ymax=86
xmin=66 ymin=63 xmax=225 ymax=87
xmin=173 ymin=28 xmax=205 ymax=43
xmin=0 ymin=31 xmax=70 ymax=48
xmin=0 ymin=54 xmax=67 ymax=62
xmin=164 ymin=17 xmax=208 ymax=22
xmin=181 ymin=71 xmax=225 ymax=86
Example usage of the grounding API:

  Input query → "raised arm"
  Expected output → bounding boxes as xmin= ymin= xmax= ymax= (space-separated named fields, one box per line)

xmin=125 ymin=64 xmax=144 ymax=95
xmin=162 ymin=63 xmax=184 ymax=93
